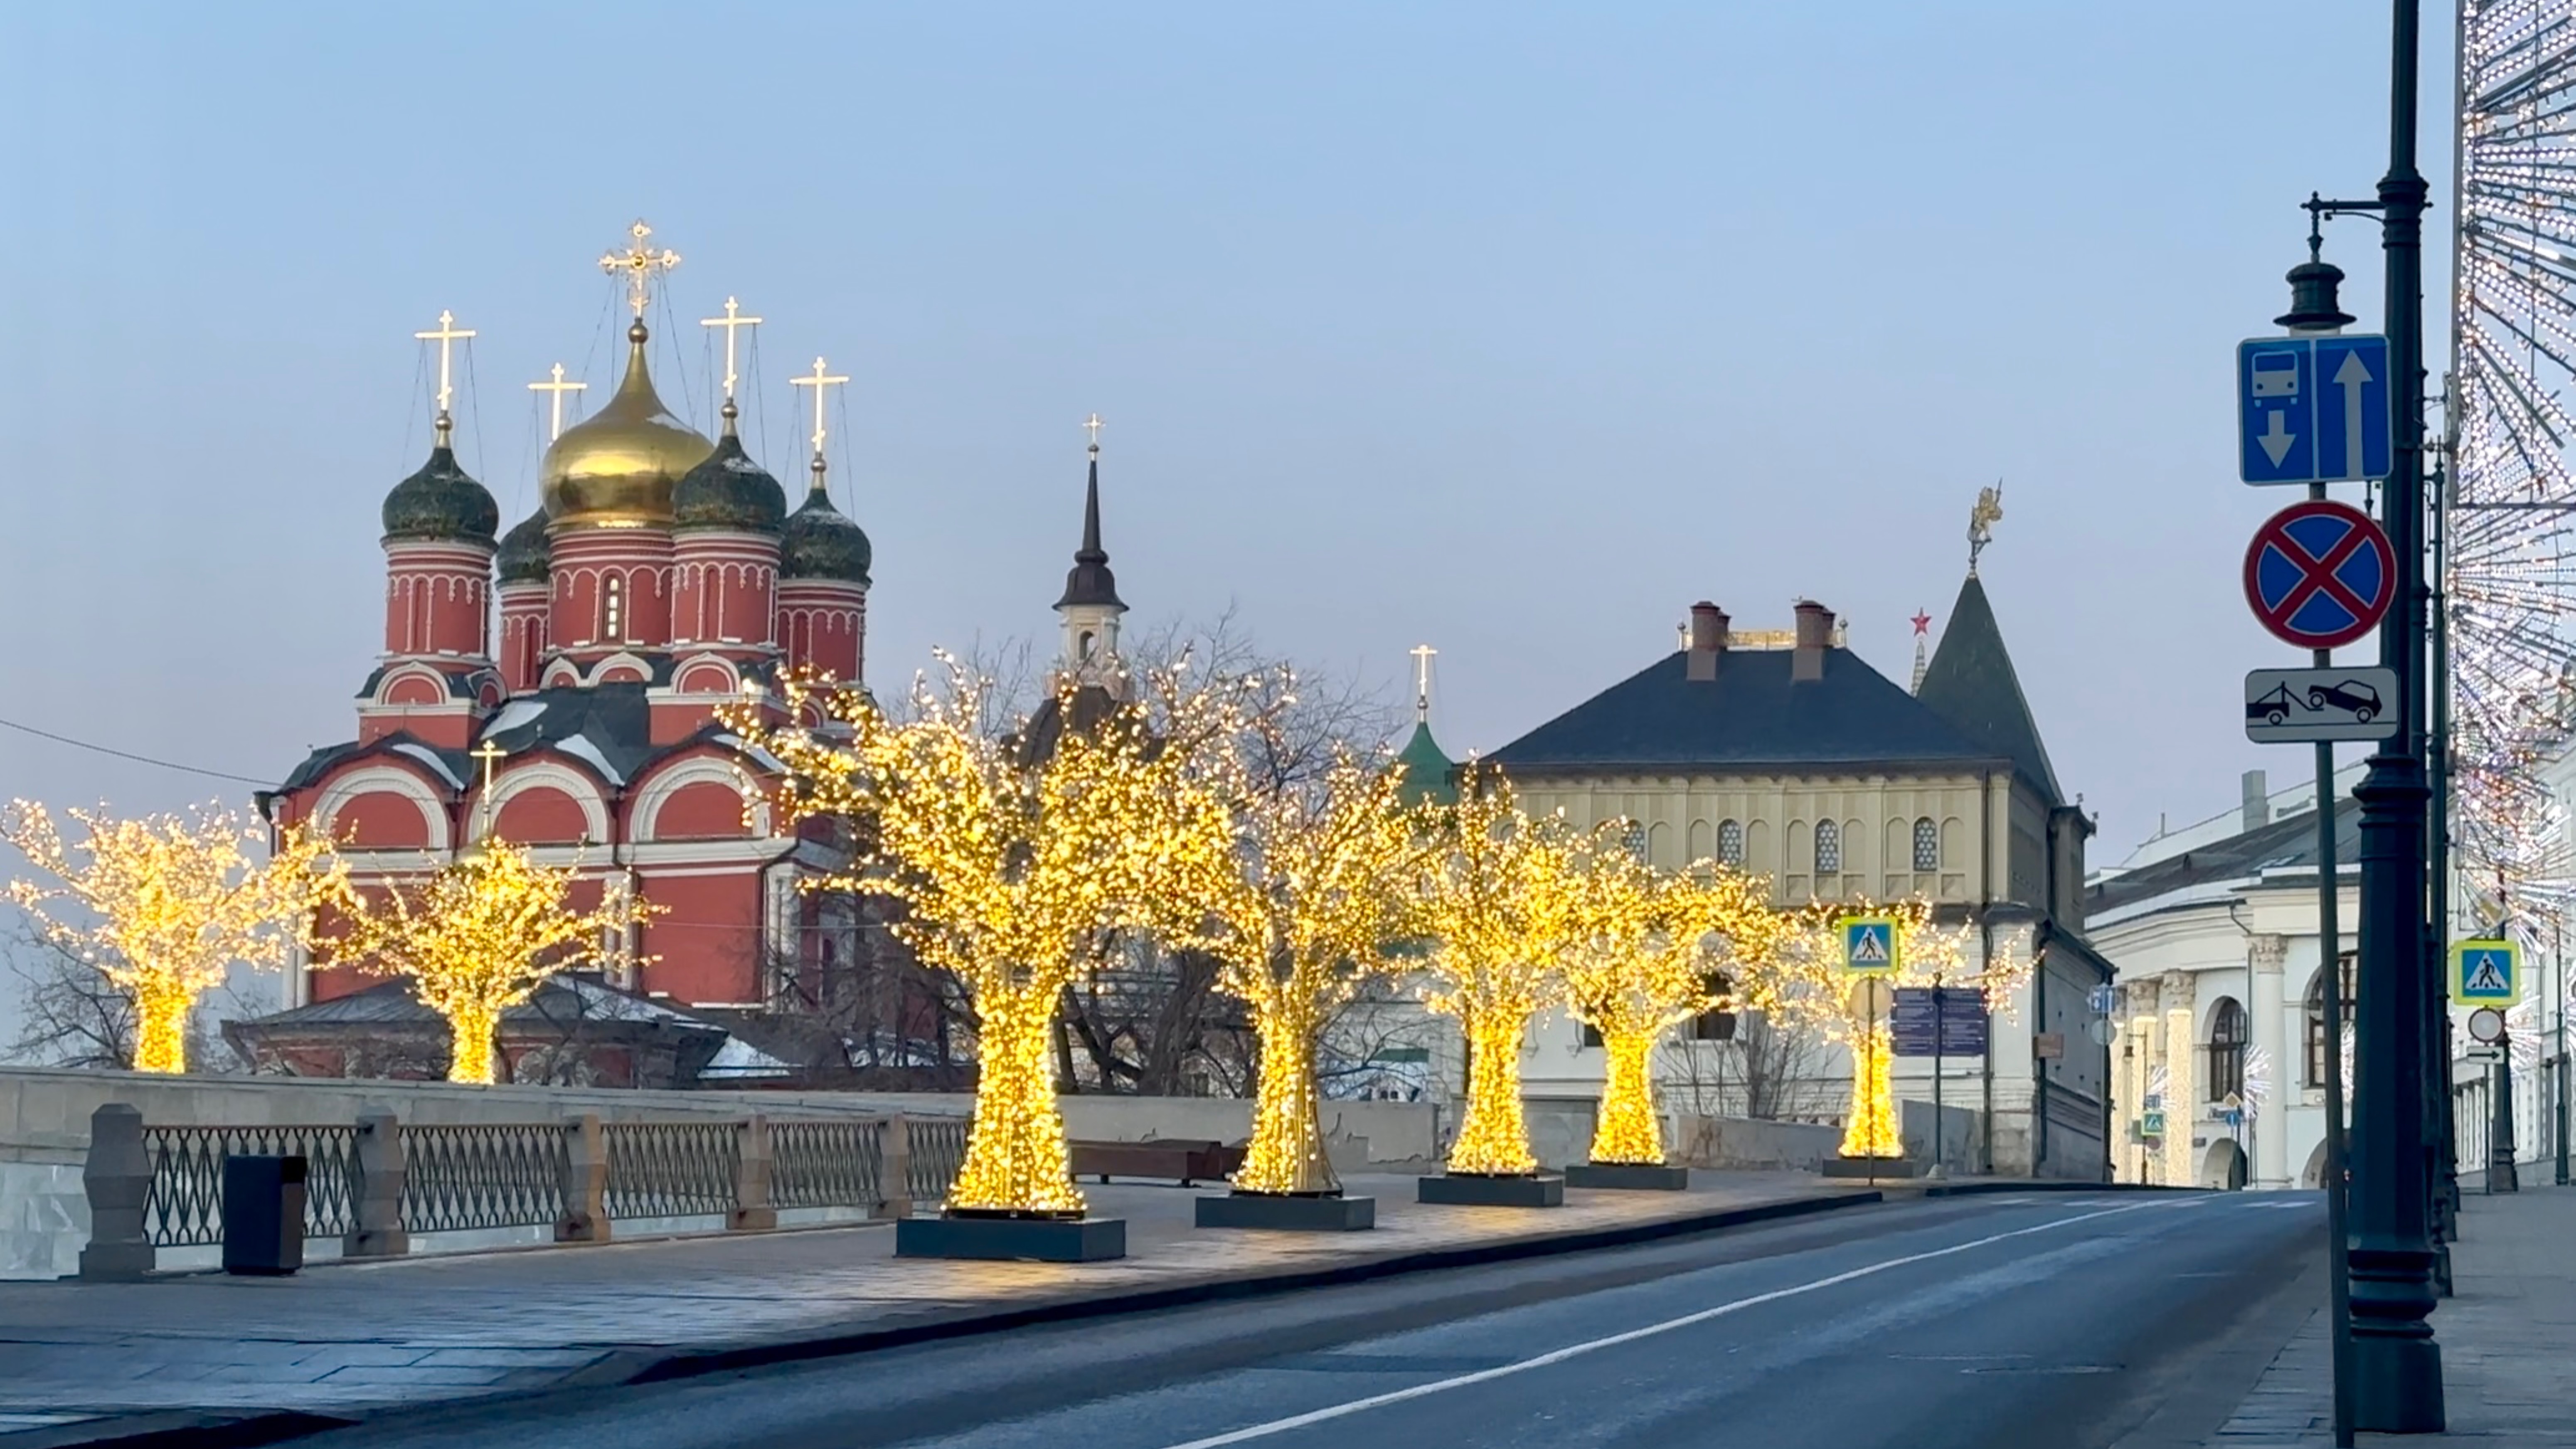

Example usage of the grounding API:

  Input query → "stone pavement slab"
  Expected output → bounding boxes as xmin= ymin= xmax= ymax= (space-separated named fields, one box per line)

xmin=0 ymin=1170 xmax=1870 ymax=1433
xmin=2206 ymin=1183 xmax=2576 ymax=1446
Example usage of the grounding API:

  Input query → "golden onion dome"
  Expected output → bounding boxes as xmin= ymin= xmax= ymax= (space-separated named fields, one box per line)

xmin=540 ymin=320 xmax=714 ymax=528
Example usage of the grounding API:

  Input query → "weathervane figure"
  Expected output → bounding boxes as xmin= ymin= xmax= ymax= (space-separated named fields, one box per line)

xmin=1968 ymin=483 xmax=2004 ymax=576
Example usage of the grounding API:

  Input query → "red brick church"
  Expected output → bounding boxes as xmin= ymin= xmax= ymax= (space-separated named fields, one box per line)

xmin=268 ymin=231 xmax=884 ymax=1021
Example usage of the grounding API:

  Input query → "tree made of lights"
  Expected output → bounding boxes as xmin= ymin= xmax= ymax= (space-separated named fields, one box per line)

xmin=1206 ymin=740 xmax=1428 ymax=1196
xmin=1748 ymin=897 xmax=1989 ymax=1160
xmin=735 ymin=662 xmax=1241 ymax=1217
xmin=1411 ymin=767 xmax=1584 ymax=1177
xmin=323 ymin=840 xmax=658 ymax=1085
xmin=2 ymin=801 xmax=345 ymax=1074
xmin=1559 ymin=853 xmax=1785 ymax=1167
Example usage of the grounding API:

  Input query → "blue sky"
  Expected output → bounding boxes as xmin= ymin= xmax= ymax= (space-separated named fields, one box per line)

xmin=0 ymin=2 xmax=2432 ymax=861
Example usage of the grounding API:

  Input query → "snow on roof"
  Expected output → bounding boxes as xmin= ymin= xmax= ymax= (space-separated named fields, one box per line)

xmin=701 ymin=1036 xmax=795 ymax=1077
xmin=389 ymin=742 xmax=463 ymax=789
xmin=556 ymin=733 xmax=625 ymax=785
xmin=713 ymin=732 xmax=788 ymax=773
xmin=485 ymin=698 xmax=549 ymax=735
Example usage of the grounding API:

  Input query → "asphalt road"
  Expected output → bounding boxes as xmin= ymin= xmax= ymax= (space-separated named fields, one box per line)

xmin=312 ymin=1191 xmax=2324 ymax=1449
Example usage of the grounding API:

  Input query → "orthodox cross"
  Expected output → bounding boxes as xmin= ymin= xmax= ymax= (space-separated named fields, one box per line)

xmin=700 ymin=296 xmax=762 ymax=403
xmin=527 ymin=363 xmax=586 ymax=443
xmin=414 ymin=309 xmax=476 ymax=444
xmin=469 ymin=739 xmax=506 ymax=833
xmin=790 ymin=356 xmax=850 ymax=464
xmin=1411 ymin=643 xmax=1437 ymax=724
xmin=1084 ymin=411 xmax=1104 ymax=457
xmin=600 ymin=219 xmax=681 ymax=317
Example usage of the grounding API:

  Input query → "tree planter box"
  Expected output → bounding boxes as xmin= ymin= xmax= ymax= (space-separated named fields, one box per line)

xmin=1564 ymin=1162 xmax=1690 ymax=1190
xmin=1194 ymin=1192 xmax=1376 ymax=1231
xmin=896 ymin=1214 xmax=1126 ymax=1262
xmin=1820 ymin=1155 xmax=1919 ymax=1179
xmin=1418 ymin=1173 xmax=1565 ymax=1208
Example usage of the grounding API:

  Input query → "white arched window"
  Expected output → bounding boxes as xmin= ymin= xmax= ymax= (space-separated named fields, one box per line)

xmin=1717 ymin=819 xmax=1744 ymax=867
xmin=601 ymin=575 xmax=626 ymax=643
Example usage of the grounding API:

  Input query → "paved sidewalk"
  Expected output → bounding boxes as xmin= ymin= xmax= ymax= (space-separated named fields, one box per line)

xmin=0 ymin=1170 xmax=1877 ymax=1438
xmin=2207 ymin=1183 xmax=2576 ymax=1446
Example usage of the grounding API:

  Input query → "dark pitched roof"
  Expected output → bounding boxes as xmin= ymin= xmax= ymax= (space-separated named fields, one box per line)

xmin=1488 ymin=646 xmax=2003 ymax=775
xmin=478 ymin=683 xmax=658 ymax=785
xmin=1915 ymin=574 xmax=2062 ymax=805
xmin=2086 ymin=797 xmax=2362 ymax=918
xmin=1055 ymin=454 xmax=1123 ymax=610
xmin=232 ymin=974 xmax=727 ymax=1035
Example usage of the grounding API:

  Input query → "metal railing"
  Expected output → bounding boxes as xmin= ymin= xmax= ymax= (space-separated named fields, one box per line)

xmin=603 ymin=1120 xmax=741 ymax=1221
xmin=140 ymin=1124 xmax=359 ymax=1248
xmin=402 ymin=1122 xmax=569 ymax=1234
xmin=99 ymin=1106 xmax=965 ymax=1274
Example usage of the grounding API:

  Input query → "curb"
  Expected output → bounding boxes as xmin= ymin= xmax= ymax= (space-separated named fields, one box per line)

xmin=624 ymin=1188 xmax=1889 ymax=1385
xmin=1 ymin=1411 xmax=355 ymax=1449
xmin=1916 ymin=1180 xmax=2194 ymax=1198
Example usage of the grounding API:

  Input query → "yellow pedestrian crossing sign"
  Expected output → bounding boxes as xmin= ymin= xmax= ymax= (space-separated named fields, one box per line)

xmin=1840 ymin=915 xmax=1900 ymax=976
xmin=2450 ymin=938 xmax=2520 ymax=1006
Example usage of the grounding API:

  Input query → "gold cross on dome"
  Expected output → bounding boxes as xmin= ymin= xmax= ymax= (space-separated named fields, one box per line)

xmin=414 ymin=309 xmax=477 ymax=441
xmin=527 ymin=363 xmax=587 ymax=442
xmin=600 ymin=219 xmax=681 ymax=317
xmin=1084 ymin=412 xmax=1104 ymax=455
xmin=1410 ymin=644 xmax=1437 ymax=724
xmin=699 ymin=296 xmax=763 ymax=402
xmin=790 ymin=356 xmax=850 ymax=460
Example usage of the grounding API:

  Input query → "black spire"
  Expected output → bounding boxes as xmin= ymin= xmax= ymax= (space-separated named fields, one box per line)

xmin=1056 ymin=445 xmax=1125 ymax=609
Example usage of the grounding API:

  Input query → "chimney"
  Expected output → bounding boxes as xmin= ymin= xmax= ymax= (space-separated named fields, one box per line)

xmin=1792 ymin=600 xmax=1833 ymax=682
xmin=2241 ymin=769 xmax=2268 ymax=833
xmin=1686 ymin=601 xmax=1728 ymax=681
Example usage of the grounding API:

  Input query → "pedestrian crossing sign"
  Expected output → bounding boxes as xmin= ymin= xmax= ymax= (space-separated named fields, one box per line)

xmin=1840 ymin=915 xmax=1900 ymax=976
xmin=2449 ymin=938 xmax=2520 ymax=1005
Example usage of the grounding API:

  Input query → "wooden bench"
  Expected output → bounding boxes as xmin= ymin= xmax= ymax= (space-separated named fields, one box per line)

xmin=1067 ymin=1139 xmax=1245 ymax=1186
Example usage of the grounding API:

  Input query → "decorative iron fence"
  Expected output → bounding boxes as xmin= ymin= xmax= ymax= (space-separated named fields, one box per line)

xmin=771 ymin=1118 xmax=886 ymax=1210
xmin=603 ymin=1120 xmax=740 ymax=1221
xmin=115 ymin=1109 xmax=967 ymax=1270
xmin=909 ymin=1116 xmax=970 ymax=1204
xmin=402 ymin=1122 xmax=569 ymax=1234
xmin=140 ymin=1124 xmax=360 ymax=1248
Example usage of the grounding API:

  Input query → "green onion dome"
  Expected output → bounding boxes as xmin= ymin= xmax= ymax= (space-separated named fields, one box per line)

xmin=672 ymin=407 xmax=788 ymax=533
xmin=779 ymin=470 xmax=872 ymax=586
xmin=495 ymin=508 xmax=552 ymax=584
xmin=381 ymin=445 xmax=500 ymax=546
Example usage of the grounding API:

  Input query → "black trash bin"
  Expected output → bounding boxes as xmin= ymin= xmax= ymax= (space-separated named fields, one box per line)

xmin=222 ymin=1154 xmax=306 ymax=1276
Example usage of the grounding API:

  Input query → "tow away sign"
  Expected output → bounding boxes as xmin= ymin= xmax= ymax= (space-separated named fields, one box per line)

xmin=2245 ymin=666 xmax=2401 ymax=743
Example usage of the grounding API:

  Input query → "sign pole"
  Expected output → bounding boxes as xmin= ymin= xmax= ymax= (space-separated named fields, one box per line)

xmin=1932 ymin=966 xmax=1946 ymax=1179
xmin=2315 ymin=636 xmax=2356 ymax=1449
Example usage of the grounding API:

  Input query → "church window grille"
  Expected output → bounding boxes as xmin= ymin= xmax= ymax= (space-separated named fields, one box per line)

xmin=1913 ymin=816 xmax=1939 ymax=871
xmin=1622 ymin=821 xmax=1647 ymax=861
xmin=2208 ymin=997 xmax=2247 ymax=1105
xmin=602 ymin=575 xmax=625 ymax=643
xmin=1814 ymin=819 xmax=1841 ymax=873
xmin=1717 ymin=819 xmax=1744 ymax=867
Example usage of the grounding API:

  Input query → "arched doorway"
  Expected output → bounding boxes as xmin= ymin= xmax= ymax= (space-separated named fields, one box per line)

xmin=2202 ymin=1137 xmax=2248 ymax=1190
xmin=2301 ymin=1138 xmax=2330 ymax=1189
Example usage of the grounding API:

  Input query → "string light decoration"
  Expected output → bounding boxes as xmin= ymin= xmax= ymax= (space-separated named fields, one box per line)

xmin=2450 ymin=4 xmax=2576 ymax=921
xmin=1746 ymin=896 xmax=1984 ymax=1160
xmin=1203 ymin=727 xmax=1430 ymax=1197
xmin=1557 ymin=851 xmax=1786 ymax=1167
xmin=2 ymin=801 xmax=346 ymax=1074
xmin=725 ymin=659 xmax=1244 ymax=1217
xmin=320 ymin=841 xmax=659 ymax=1085
xmin=1410 ymin=766 xmax=1584 ymax=1177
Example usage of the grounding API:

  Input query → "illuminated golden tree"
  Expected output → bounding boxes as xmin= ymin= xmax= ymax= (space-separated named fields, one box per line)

xmin=1748 ymin=897 xmax=1986 ymax=1160
xmin=2 ymin=802 xmax=345 ymax=1074
xmin=730 ymin=661 xmax=1242 ymax=1217
xmin=1205 ymin=737 xmax=1428 ymax=1196
xmin=1559 ymin=853 xmax=1787 ymax=1166
xmin=322 ymin=841 xmax=658 ymax=1085
xmin=1410 ymin=767 xmax=1584 ymax=1177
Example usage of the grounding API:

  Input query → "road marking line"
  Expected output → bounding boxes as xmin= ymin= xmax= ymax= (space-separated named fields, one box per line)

xmin=1154 ymin=1203 xmax=2158 ymax=1449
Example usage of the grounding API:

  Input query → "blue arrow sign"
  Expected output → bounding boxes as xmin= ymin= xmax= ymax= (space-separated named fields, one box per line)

xmin=2238 ymin=335 xmax=2392 ymax=485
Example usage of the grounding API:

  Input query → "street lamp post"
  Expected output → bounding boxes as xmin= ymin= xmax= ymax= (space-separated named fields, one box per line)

xmin=2347 ymin=0 xmax=2446 ymax=1430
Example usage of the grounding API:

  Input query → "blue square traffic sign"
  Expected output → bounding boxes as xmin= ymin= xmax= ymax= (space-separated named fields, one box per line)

xmin=2238 ymin=335 xmax=2392 ymax=485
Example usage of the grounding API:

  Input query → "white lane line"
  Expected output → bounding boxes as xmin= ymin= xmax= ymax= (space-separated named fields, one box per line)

xmin=1153 ymin=1203 xmax=2156 ymax=1449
